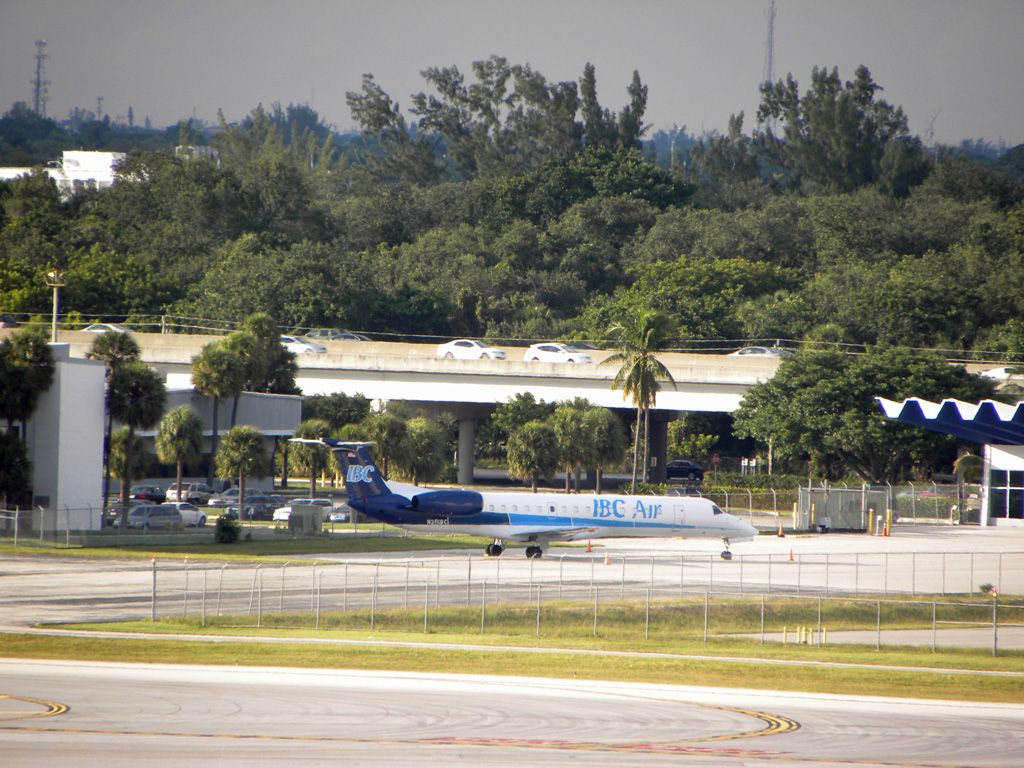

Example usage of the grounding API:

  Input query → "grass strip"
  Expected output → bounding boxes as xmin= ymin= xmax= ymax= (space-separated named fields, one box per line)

xmin=3 ymin=630 xmax=1022 ymax=704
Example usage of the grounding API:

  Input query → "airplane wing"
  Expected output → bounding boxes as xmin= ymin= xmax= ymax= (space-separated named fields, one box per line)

xmin=506 ymin=527 xmax=601 ymax=543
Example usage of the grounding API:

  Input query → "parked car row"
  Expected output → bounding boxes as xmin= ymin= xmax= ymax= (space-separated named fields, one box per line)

xmin=109 ymin=502 xmax=207 ymax=529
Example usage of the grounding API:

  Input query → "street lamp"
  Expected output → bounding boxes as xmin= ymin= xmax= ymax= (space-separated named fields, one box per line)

xmin=44 ymin=268 xmax=65 ymax=343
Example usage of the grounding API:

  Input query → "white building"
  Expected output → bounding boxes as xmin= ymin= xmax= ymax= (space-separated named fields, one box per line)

xmin=23 ymin=344 xmax=106 ymax=531
xmin=0 ymin=150 xmax=125 ymax=196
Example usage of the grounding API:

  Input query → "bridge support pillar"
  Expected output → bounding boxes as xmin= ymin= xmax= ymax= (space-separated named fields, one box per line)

xmin=648 ymin=418 xmax=669 ymax=483
xmin=457 ymin=418 xmax=476 ymax=485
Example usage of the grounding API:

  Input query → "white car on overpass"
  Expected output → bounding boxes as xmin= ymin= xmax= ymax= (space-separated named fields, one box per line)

xmin=523 ymin=343 xmax=593 ymax=363
xmin=436 ymin=339 xmax=506 ymax=360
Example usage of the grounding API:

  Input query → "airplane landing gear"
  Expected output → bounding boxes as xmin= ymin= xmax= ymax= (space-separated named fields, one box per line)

xmin=720 ymin=538 xmax=733 ymax=560
xmin=525 ymin=546 xmax=544 ymax=559
xmin=486 ymin=541 xmax=504 ymax=557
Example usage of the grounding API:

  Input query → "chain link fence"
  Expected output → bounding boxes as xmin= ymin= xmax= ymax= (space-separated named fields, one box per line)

xmin=141 ymin=555 xmax=1024 ymax=655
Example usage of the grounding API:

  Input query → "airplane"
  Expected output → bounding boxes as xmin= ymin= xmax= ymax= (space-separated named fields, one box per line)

xmin=292 ymin=439 xmax=758 ymax=559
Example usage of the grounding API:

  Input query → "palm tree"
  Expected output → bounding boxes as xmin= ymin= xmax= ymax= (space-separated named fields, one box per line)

xmin=215 ymin=426 xmax=269 ymax=524
xmin=291 ymin=418 xmax=333 ymax=496
xmin=87 ymin=331 xmax=140 ymax=516
xmin=155 ymin=406 xmax=204 ymax=501
xmin=605 ymin=310 xmax=676 ymax=493
xmin=107 ymin=361 xmax=166 ymax=514
xmin=192 ymin=342 xmax=245 ymax=486
xmin=584 ymin=407 xmax=628 ymax=494
xmin=507 ymin=421 xmax=559 ymax=493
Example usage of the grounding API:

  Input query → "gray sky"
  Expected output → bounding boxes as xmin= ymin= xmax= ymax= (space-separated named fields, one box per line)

xmin=2 ymin=0 xmax=1022 ymax=147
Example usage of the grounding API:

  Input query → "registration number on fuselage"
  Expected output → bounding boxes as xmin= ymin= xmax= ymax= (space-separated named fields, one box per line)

xmin=426 ymin=518 xmax=450 ymax=525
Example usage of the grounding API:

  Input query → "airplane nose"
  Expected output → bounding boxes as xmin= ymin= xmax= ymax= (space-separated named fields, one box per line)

xmin=733 ymin=517 xmax=758 ymax=540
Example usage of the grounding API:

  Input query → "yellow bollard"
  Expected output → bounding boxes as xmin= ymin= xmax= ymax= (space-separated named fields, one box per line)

xmin=822 ymin=628 xmax=828 ymax=645
xmin=783 ymin=625 xmax=788 ymax=644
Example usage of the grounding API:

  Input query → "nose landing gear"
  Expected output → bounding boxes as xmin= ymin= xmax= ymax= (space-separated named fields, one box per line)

xmin=720 ymin=538 xmax=733 ymax=560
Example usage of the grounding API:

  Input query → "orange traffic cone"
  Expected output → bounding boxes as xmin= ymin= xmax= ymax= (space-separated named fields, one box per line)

xmin=586 ymin=540 xmax=592 ymax=553
xmin=789 ymin=549 xmax=795 ymax=562
xmin=777 ymin=522 xmax=785 ymax=538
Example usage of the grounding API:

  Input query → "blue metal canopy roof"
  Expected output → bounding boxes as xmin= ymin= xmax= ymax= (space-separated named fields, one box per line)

xmin=876 ymin=397 xmax=1024 ymax=445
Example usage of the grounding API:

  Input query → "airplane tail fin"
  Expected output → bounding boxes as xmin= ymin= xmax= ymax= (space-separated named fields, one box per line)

xmin=290 ymin=438 xmax=393 ymax=504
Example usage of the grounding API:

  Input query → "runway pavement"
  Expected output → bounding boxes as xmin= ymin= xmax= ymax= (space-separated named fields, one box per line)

xmin=2 ymin=659 xmax=1023 ymax=768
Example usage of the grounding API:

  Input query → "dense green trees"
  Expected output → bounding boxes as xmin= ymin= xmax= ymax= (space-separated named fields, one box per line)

xmin=733 ymin=348 xmax=995 ymax=482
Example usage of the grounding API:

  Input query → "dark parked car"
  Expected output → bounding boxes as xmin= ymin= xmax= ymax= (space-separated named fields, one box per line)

xmin=129 ymin=484 xmax=165 ymax=502
xmin=0 ymin=313 xmax=20 ymax=328
xmin=229 ymin=494 xmax=286 ymax=520
xmin=665 ymin=459 xmax=705 ymax=482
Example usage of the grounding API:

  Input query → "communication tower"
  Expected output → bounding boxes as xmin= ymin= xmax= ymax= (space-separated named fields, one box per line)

xmin=761 ymin=0 xmax=777 ymax=134
xmin=32 ymin=40 xmax=50 ymax=117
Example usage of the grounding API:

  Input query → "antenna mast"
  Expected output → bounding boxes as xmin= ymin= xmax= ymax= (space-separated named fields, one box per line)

xmin=762 ymin=0 xmax=776 ymax=87
xmin=32 ymin=40 xmax=50 ymax=117
xmin=761 ymin=0 xmax=777 ymax=134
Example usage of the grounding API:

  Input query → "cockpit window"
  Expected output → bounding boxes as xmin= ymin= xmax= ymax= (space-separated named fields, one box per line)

xmin=711 ymin=504 xmax=725 ymax=515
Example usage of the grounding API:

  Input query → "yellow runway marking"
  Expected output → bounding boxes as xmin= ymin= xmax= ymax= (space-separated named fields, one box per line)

xmin=0 ymin=694 xmax=68 ymax=721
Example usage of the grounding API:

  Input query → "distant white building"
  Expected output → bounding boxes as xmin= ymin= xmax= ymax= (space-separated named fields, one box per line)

xmin=0 ymin=150 xmax=125 ymax=196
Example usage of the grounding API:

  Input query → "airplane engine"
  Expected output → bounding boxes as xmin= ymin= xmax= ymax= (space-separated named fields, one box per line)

xmin=408 ymin=490 xmax=483 ymax=517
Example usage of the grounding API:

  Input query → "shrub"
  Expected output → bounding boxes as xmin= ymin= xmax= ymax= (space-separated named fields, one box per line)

xmin=214 ymin=515 xmax=241 ymax=544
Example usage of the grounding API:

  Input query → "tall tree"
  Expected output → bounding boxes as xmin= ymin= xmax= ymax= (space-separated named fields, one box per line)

xmin=291 ymin=418 xmax=333 ymax=496
xmin=506 ymin=420 xmax=559 ymax=493
xmin=0 ymin=328 xmax=55 ymax=431
xmin=87 ymin=330 xmax=141 ymax=516
xmin=606 ymin=309 xmax=676 ymax=492
xmin=106 ymin=361 xmax=165 ymax=509
xmin=551 ymin=398 xmax=592 ymax=492
xmin=362 ymin=412 xmax=409 ymax=479
xmin=215 ymin=425 xmax=269 ymax=523
xmin=733 ymin=348 xmax=995 ymax=482
xmin=399 ymin=416 xmax=447 ymax=485
xmin=584 ymin=407 xmax=628 ymax=494
xmin=155 ymin=405 xmax=204 ymax=502
xmin=191 ymin=342 xmax=245 ymax=485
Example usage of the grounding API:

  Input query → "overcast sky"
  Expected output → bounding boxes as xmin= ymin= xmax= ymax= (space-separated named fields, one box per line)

xmin=2 ymin=0 xmax=1022 ymax=147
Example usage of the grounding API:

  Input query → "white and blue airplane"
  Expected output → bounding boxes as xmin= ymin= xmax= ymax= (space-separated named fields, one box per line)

xmin=293 ymin=439 xmax=758 ymax=559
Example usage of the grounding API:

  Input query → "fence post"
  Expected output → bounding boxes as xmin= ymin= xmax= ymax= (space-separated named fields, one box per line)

xmin=645 ymin=587 xmax=651 ymax=641
xmin=371 ymin=564 xmax=378 ymax=631
xmin=248 ymin=564 xmax=264 ymax=614
xmin=344 ymin=563 xmax=348 ymax=612
xmin=405 ymin=561 xmax=410 ymax=609
xmin=709 ymin=554 xmax=714 ymax=592
xmin=911 ymin=552 xmax=916 ymax=596
xmin=310 ymin=562 xmax=318 ymax=612
xmin=535 ymin=584 xmax=542 ymax=637
xmin=467 ymin=554 xmax=472 ymax=606
xmin=931 ymin=601 xmax=936 ymax=653
xmin=592 ymin=585 xmax=599 ymax=637
xmin=825 ymin=553 xmax=830 ymax=595
xmin=423 ymin=581 xmax=429 ymax=633
xmin=257 ymin=569 xmax=263 ymax=628
xmin=280 ymin=563 xmax=288 ymax=613
xmin=480 ymin=580 xmax=487 ymax=634
xmin=217 ymin=565 xmax=226 ymax=616
xmin=316 ymin=572 xmax=323 ymax=630
xmin=495 ymin=557 xmax=501 ymax=604
xmin=875 ymin=599 xmax=881 ymax=652
xmin=559 ymin=555 xmax=564 ymax=600
xmin=183 ymin=556 xmax=190 ymax=617
xmin=970 ymin=552 xmax=975 ymax=594
xmin=151 ymin=556 xmax=157 ymax=621
xmin=760 ymin=593 xmax=765 ymax=645
xmin=703 ymin=590 xmax=709 ymax=643
xmin=993 ymin=596 xmax=999 ymax=658
xmin=854 ymin=553 xmax=859 ymax=596
xmin=941 ymin=553 xmax=946 ymax=596
xmin=767 ymin=553 xmax=772 ymax=594
xmin=739 ymin=555 xmax=744 ymax=596
xmin=435 ymin=560 xmax=440 ymax=608
xmin=202 ymin=568 xmax=207 ymax=627
xmin=679 ymin=556 xmax=684 ymax=598
xmin=816 ymin=596 xmax=822 ymax=646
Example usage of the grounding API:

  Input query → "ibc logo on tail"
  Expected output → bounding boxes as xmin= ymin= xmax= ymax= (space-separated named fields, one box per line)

xmin=346 ymin=465 xmax=375 ymax=483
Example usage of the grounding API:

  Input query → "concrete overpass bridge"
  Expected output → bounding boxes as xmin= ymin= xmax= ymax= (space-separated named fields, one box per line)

xmin=59 ymin=332 xmax=782 ymax=483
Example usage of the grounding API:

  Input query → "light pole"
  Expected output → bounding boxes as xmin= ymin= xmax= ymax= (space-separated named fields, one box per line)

xmin=44 ymin=268 xmax=65 ymax=343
